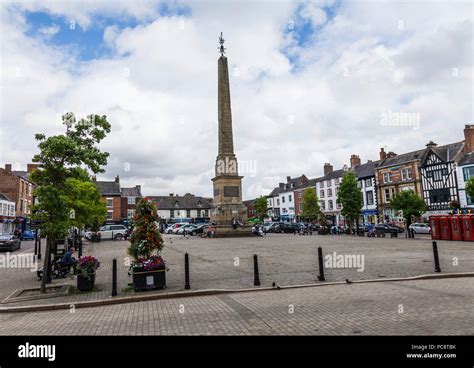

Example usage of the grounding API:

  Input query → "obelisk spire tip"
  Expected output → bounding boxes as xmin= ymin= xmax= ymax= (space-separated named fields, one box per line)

xmin=218 ymin=32 xmax=226 ymax=57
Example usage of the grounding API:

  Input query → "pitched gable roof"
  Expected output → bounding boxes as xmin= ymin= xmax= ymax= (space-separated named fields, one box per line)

xmin=94 ymin=181 xmax=121 ymax=195
xmin=148 ymin=194 xmax=212 ymax=210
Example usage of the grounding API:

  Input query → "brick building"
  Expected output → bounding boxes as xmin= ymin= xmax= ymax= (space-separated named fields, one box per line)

xmin=92 ymin=175 xmax=123 ymax=223
xmin=121 ymin=185 xmax=143 ymax=220
xmin=0 ymin=164 xmax=37 ymax=230
xmin=0 ymin=193 xmax=16 ymax=235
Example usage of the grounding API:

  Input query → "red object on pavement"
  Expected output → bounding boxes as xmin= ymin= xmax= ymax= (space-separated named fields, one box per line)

xmin=461 ymin=214 xmax=474 ymax=241
xmin=439 ymin=216 xmax=452 ymax=240
xmin=429 ymin=216 xmax=442 ymax=240
xmin=450 ymin=215 xmax=463 ymax=241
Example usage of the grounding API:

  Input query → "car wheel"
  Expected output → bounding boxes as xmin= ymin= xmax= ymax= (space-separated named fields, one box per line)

xmin=114 ymin=233 xmax=123 ymax=240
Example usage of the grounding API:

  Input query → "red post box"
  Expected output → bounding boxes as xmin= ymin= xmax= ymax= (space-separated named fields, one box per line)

xmin=461 ymin=214 xmax=474 ymax=241
xmin=429 ymin=216 xmax=441 ymax=240
xmin=450 ymin=215 xmax=463 ymax=241
xmin=439 ymin=216 xmax=452 ymax=240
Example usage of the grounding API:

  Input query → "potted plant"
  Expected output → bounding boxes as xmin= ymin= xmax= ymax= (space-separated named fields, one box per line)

xmin=76 ymin=255 xmax=100 ymax=291
xmin=128 ymin=198 xmax=166 ymax=291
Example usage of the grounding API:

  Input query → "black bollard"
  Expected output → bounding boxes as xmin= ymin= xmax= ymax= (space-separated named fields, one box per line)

xmin=253 ymin=254 xmax=261 ymax=286
xmin=184 ymin=253 xmax=190 ymax=290
xmin=34 ymin=229 xmax=38 ymax=259
xmin=432 ymin=241 xmax=441 ymax=273
xmin=112 ymin=258 xmax=117 ymax=297
xmin=317 ymin=246 xmax=326 ymax=281
xmin=37 ymin=235 xmax=42 ymax=260
xmin=78 ymin=238 xmax=83 ymax=258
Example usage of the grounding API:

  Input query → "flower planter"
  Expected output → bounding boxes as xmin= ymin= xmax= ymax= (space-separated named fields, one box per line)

xmin=77 ymin=271 xmax=96 ymax=292
xmin=132 ymin=266 xmax=166 ymax=291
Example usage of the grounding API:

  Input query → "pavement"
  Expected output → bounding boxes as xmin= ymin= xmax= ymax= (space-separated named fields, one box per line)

xmin=0 ymin=233 xmax=473 ymax=308
xmin=0 ymin=277 xmax=472 ymax=335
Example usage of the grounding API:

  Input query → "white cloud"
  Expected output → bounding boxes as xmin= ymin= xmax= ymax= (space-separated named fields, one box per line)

xmin=0 ymin=0 xmax=472 ymax=199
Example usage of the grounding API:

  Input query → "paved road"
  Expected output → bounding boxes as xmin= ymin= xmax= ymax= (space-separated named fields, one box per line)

xmin=0 ymin=277 xmax=472 ymax=335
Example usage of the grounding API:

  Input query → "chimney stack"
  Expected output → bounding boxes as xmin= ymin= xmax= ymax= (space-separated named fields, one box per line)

xmin=4 ymin=164 xmax=11 ymax=172
xmin=286 ymin=176 xmax=291 ymax=183
xmin=279 ymin=182 xmax=284 ymax=189
xmin=324 ymin=163 xmax=333 ymax=176
xmin=27 ymin=164 xmax=38 ymax=174
xmin=169 ymin=193 xmax=174 ymax=197
xmin=115 ymin=175 xmax=120 ymax=183
xmin=350 ymin=154 xmax=361 ymax=168
xmin=464 ymin=125 xmax=474 ymax=153
xmin=379 ymin=148 xmax=386 ymax=160
xmin=426 ymin=141 xmax=438 ymax=149
xmin=386 ymin=151 xmax=397 ymax=158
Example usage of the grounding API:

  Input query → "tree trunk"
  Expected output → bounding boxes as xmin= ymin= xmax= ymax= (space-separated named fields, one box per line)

xmin=40 ymin=237 xmax=53 ymax=293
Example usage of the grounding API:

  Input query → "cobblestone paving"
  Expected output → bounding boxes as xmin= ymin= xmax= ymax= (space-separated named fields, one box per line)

xmin=0 ymin=278 xmax=472 ymax=335
xmin=1 ymin=234 xmax=473 ymax=306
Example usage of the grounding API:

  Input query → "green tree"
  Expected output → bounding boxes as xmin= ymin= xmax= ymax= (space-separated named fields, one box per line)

xmin=127 ymin=198 xmax=164 ymax=261
xmin=301 ymin=188 xmax=320 ymax=221
xmin=389 ymin=190 xmax=426 ymax=228
xmin=254 ymin=196 xmax=268 ymax=221
xmin=466 ymin=177 xmax=474 ymax=201
xmin=30 ymin=112 xmax=111 ymax=293
xmin=337 ymin=172 xmax=363 ymax=231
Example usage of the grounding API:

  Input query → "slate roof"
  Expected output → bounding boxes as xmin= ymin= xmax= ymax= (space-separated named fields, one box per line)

xmin=122 ymin=186 xmax=142 ymax=197
xmin=148 ymin=194 xmax=212 ymax=210
xmin=378 ymin=148 xmax=426 ymax=168
xmin=458 ymin=152 xmax=474 ymax=166
xmin=94 ymin=181 xmax=121 ymax=195
xmin=421 ymin=141 xmax=465 ymax=164
xmin=11 ymin=171 xmax=31 ymax=181
xmin=354 ymin=160 xmax=382 ymax=179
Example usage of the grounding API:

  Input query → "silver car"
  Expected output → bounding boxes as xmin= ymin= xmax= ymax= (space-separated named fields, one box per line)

xmin=0 ymin=234 xmax=21 ymax=251
xmin=409 ymin=223 xmax=431 ymax=234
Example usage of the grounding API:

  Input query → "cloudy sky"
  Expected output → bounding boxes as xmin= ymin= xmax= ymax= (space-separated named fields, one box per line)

xmin=0 ymin=0 xmax=472 ymax=199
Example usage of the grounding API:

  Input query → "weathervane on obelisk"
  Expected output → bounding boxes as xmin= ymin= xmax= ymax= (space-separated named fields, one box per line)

xmin=218 ymin=32 xmax=226 ymax=56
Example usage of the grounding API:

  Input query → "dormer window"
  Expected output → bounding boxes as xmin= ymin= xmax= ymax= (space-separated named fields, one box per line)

xmin=197 ymin=200 xmax=202 ymax=208
xmin=174 ymin=201 xmax=180 ymax=208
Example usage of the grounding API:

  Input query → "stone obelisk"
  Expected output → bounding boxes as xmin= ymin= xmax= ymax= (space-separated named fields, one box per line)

xmin=210 ymin=33 xmax=252 ymax=237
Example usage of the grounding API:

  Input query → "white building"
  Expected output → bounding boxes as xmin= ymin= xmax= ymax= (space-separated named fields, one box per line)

xmin=149 ymin=194 xmax=212 ymax=222
xmin=316 ymin=164 xmax=344 ymax=226
xmin=354 ymin=158 xmax=381 ymax=225
xmin=0 ymin=193 xmax=16 ymax=235
xmin=276 ymin=175 xmax=308 ymax=221
xmin=456 ymin=152 xmax=474 ymax=210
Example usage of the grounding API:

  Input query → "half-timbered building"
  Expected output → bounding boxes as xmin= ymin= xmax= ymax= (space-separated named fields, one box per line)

xmin=419 ymin=141 xmax=465 ymax=214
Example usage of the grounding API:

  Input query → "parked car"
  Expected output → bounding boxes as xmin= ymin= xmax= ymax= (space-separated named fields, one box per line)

xmin=172 ymin=223 xmax=190 ymax=234
xmin=20 ymin=229 xmax=35 ymax=241
xmin=0 ymin=234 xmax=21 ymax=251
xmin=409 ymin=223 xmax=431 ymax=234
xmin=164 ymin=223 xmax=182 ymax=234
xmin=280 ymin=222 xmax=299 ymax=233
xmin=264 ymin=222 xmax=281 ymax=233
xmin=176 ymin=224 xmax=197 ymax=235
xmin=374 ymin=223 xmax=403 ymax=237
xmin=188 ymin=223 xmax=206 ymax=236
xmin=85 ymin=224 xmax=128 ymax=240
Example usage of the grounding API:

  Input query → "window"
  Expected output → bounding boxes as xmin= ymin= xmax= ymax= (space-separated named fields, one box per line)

xmin=320 ymin=201 xmax=326 ymax=211
xmin=106 ymin=198 xmax=113 ymax=208
xmin=170 ymin=210 xmax=174 ymax=218
xmin=366 ymin=191 xmax=374 ymax=205
xmin=365 ymin=178 xmax=372 ymax=187
xmin=463 ymin=166 xmax=474 ymax=181
xmin=336 ymin=202 xmax=341 ymax=209
xmin=383 ymin=172 xmax=392 ymax=183
xmin=288 ymin=195 xmax=292 ymax=202
xmin=277 ymin=199 xmax=280 ymax=206
xmin=320 ymin=181 xmax=324 ymax=188
xmin=429 ymin=189 xmax=450 ymax=203
xmin=467 ymin=195 xmax=474 ymax=206
xmin=127 ymin=209 xmax=135 ymax=219
xmin=328 ymin=189 xmax=332 ymax=197
xmin=320 ymin=190 xmax=325 ymax=198
xmin=127 ymin=197 xmax=135 ymax=205
xmin=107 ymin=211 xmax=113 ymax=220
xmin=335 ymin=178 xmax=340 ymax=184
xmin=328 ymin=200 xmax=333 ymax=210
xmin=282 ymin=196 xmax=285 ymax=203
xmin=20 ymin=199 xmax=23 ymax=212
xmin=186 ymin=210 xmax=191 ymax=217
xmin=327 ymin=180 xmax=332 ymax=187
xmin=298 ymin=192 xmax=303 ymax=199
xmin=401 ymin=168 xmax=413 ymax=181
xmin=357 ymin=181 xmax=362 ymax=189
xmin=384 ymin=188 xmax=392 ymax=202
xmin=204 ymin=209 xmax=209 ymax=217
